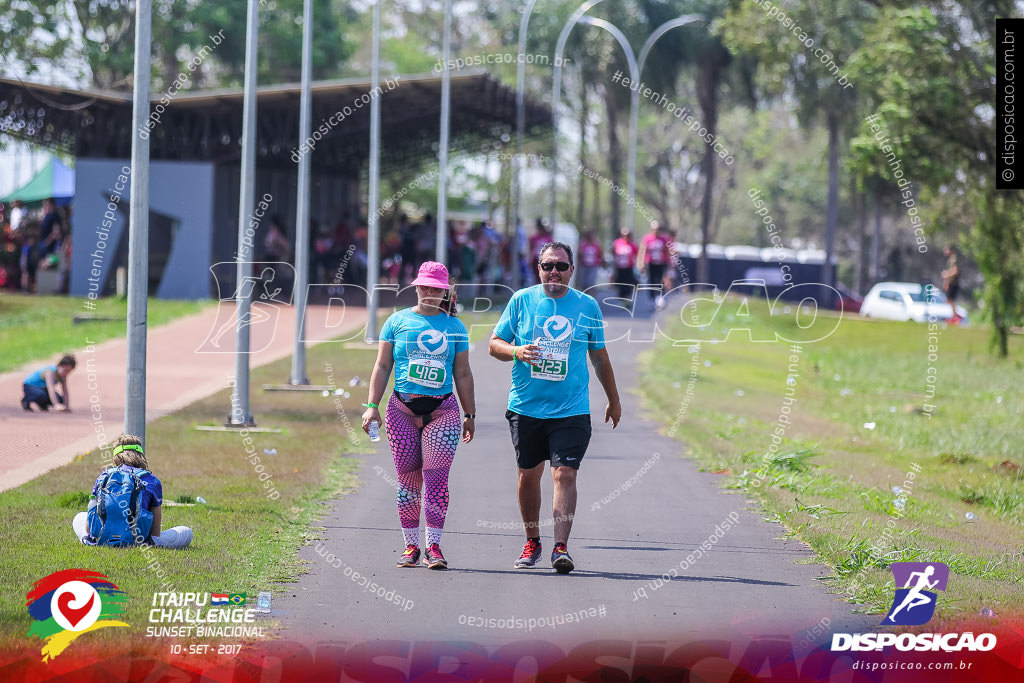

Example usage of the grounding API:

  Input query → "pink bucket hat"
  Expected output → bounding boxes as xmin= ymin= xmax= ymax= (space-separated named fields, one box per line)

xmin=410 ymin=261 xmax=450 ymax=289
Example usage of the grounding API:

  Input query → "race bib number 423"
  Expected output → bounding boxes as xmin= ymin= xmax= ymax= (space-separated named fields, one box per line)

xmin=531 ymin=338 xmax=568 ymax=381
xmin=408 ymin=359 xmax=447 ymax=388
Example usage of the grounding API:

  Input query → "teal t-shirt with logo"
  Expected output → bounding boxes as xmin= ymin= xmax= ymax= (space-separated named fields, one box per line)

xmin=24 ymin=365 xmax=57 ymax=388
xmin=381 ymin=309 xmax=469 ymax=395
xmin=493 ymin=285 xmax=606 ymax=419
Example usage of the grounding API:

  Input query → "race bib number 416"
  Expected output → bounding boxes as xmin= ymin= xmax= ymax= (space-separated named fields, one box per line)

xmin=408 ymin=359 xmax=447 ymax=388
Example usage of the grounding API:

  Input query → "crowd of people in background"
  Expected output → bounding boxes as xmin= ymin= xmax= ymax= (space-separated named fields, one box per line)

xmin=0 ymin=194 xmax=681 ymax=302
xmin=0 ymin=198 xmax=72 ymax=293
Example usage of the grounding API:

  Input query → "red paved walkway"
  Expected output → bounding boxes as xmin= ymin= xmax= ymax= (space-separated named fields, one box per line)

xmin=0 ymin=302 xmax=367 ymax=491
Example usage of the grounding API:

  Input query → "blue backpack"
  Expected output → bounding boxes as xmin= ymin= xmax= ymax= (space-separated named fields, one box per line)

xmin=86 ymin=467 xmax=154 ymax=546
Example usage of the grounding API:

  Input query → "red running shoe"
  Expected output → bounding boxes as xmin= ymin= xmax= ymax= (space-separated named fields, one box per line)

xmin=514 ymin=538 xmax=543 ymax=568
xmin=423 ymin=543 xmax=448 ymax=570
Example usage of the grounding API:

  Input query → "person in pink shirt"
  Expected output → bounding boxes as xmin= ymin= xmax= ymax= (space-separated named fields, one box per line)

xmin=528 ymin=220 xmax=552 ymax=284
xmin=576 ymin=229 xmax=604 ymax=292
xmin=637 ymin=221 xmax=669 ymax=309
xmin=611 ymin=229 xmax=638 ymax=300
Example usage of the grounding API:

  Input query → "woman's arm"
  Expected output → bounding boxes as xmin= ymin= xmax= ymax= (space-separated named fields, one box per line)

xmin=60 ymin=375 xmax=70 ymax=411
xmin=43 ymin=369 xmax=64 ymax=411
xmin=453 ymin=350 xmax=476 ymax=443
xmin=150 ymin=505 xmax=162 ymax=537
xmin=361 ymin=341 xmax=395 ymax=432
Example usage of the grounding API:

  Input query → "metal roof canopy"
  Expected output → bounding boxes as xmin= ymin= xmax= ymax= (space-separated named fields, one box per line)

xmin=0 ymin=70 xmax=550 ymax=175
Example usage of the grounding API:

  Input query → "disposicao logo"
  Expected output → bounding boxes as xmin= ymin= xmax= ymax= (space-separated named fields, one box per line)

xmin=883 ymin=562 xmax=948 ymax=625
xmin=26 ymin=569 xmax=130 ymax=661
xmin=831 ymin=562 xmax=996 ymax=653
xmin=542 ymin=315 xmax=572 ymax=341
xmin=416 ymin=330 xmax=448 ymax=356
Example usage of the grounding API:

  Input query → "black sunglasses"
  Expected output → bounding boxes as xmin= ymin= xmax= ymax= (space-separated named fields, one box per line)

xmin=539 ymin=261 xmax=572 ymax=272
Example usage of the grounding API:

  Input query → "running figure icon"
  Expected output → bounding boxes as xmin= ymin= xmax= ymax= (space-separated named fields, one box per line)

xmin=197 ymin=263 xmax=294 ymax=353
xmin=882 ymin=562 xmax=949 ymax=626
xmin=887 ymin=565 xmax=939 ymax=622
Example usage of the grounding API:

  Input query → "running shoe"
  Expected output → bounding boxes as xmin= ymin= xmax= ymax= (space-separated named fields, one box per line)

xmin=551 ymin=542 xmax=574 ymax=574
xmin=397 ymin=544 xmax=420 ymax=568
xmin=513 ymin=538 xmax=543 ymax=568
xmin=423 ymin=543 xmax=448 ymax=570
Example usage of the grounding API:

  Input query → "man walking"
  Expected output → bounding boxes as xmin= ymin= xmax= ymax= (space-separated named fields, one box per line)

xmin=489 ymin=241 xmax=622 ymax=574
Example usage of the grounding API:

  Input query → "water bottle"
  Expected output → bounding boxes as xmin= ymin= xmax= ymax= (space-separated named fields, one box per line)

xmin=368 ymin=420 xmax=380 ymax=442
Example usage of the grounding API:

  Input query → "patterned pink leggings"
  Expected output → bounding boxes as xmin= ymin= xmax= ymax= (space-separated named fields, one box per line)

xmin=384 ymin=393 xmax=461 ymax=530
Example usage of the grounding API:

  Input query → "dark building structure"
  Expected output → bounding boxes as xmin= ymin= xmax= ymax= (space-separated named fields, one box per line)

xmin=0 ymin=72 xmax=549 ymax=298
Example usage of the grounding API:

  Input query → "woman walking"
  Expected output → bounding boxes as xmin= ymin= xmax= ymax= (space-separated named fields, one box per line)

xmin=362 ymin=262 xmax=476 ymax=569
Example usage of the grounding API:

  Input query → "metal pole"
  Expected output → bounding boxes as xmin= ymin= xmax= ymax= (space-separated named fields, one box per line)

xmin=125 ymin=0 xmax=152 ymax=442
xmin=436 ymin=0 xmax=453 ymax=263
xmin=551 ymin=0 xmax=605 ymax=231
xmin=579 ymin=17 xmax=639 ymax=235
xmin=290 ymin=0 xmax=313 ymax=385
xmin=513 ymin=0 xmax=540 ymax=291
xmin=366 ymin=0 xmax=382 ymax=342
xmin=230 ymin=0 xmax=259 ymax=425
xmin=634 ymin=15 xmax=704 ymax=232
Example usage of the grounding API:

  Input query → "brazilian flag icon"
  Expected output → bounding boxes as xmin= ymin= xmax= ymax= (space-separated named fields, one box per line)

xmin=229 ymin=593 xmax=246 ymax=606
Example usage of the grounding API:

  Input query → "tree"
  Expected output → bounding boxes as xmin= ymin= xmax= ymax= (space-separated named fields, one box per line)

xmin=848 ymin=2 xmax=1023 ymax=356
xmin=1 ymin=0 xmax=355 ymax=90
xmin=637 ymin=0 xmax=756 ymax=284
xmin=722 ymin=0 xmax=873 ymax=300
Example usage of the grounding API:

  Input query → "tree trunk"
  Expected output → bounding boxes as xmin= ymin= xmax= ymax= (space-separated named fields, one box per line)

xmin=577 ymin=84 xmax=588 ymax=230
xmin=824 ymin=109 xmax=840 ymax=304
xmin=855 ymin=186 xmax=867 ymax=294
xmin=696 ymin=55 xmax=721 ymax=288
xmin=605 ymin=86 xmax=622 ymax=237
xmin=871 ymin=185 xmax=882 ymax=282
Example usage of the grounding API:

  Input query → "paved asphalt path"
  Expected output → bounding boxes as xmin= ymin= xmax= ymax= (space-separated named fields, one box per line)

xmin=278 ymin=306 xmax=877 ymax=651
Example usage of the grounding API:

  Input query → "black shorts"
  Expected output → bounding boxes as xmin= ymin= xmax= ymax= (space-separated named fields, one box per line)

xmin=505 ymin=410 xmax=592 ymax=470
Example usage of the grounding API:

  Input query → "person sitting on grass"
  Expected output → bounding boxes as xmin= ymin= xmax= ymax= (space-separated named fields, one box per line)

xmin=21 ymin=354 xmax=75 ymax=412
xmin=72 ymin=435 xmax=194 ymax=548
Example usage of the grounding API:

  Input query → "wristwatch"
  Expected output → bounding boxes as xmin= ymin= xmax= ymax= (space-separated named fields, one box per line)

xmin=464 ymin=414 xmax=476 ymax=420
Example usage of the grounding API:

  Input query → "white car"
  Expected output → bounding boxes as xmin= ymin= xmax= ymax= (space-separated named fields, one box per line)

xmin=860 ymin=282 xmax=967 ymax=323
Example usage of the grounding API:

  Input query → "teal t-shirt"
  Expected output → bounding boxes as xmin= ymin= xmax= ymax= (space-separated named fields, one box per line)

xmin=493 ymin=285 xmax=606 ymax=419
xmin=381 ymin=309 xmax=469 ymax=395
xmin=24 ymin=366 xmax=56 ymax=388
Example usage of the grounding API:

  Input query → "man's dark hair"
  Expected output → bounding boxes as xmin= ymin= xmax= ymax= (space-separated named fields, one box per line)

xmin=58 ymin=354 xmax=76 ymax=369
xmin=539 ymin=241 xmax=574 ymax=266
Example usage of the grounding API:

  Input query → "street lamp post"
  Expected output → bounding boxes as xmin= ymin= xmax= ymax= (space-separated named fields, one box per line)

xmin=290 ymin=0 xmax=314 ymax=386
xmin=579 ymin=14 xmax=705 ymax=236
xmin=436 ymin=0 xmax=453 ymax=263
xmin=229 ymin=0 xmax=260 ymax=426
xmin=512 ymin=0 xmax=540 ymax=291
xmin=125 ymin=0 xmax=152 ymax=441
xmin=366 ymin=0 xmax=382 ymax=342
xmin=633 ymin=14 xmax=704 ymax=231
xmin=550 ymin=0 xmax=605 ymax=231
xmin=578 ymin=16 xmax=638 ymax=235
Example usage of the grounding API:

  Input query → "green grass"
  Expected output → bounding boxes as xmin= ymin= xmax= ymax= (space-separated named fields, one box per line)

xmin=639 ymin=295 xmax=1024 ymax=626
xmin=0 ymin=293 xmax=209 ymax=373
xmin=0 ymin=337 xmax=375 ymax=656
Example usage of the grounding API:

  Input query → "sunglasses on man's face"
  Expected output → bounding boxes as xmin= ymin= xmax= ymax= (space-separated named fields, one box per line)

xmin=539 ymin=261 xmax=572 ymax=272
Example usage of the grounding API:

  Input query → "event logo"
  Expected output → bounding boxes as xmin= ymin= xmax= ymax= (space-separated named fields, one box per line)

xmin=883 ymin=562 xmax=949 ymax=625
xmin=542 ymin=315 xmax=572 ymax=341
xmin=416 ymin=330 xmax=448 ymax=356
xmin=26 ymin=569 xmax=130 ymax=662
xmin=832 ymin=561 xmax=994 ymax=653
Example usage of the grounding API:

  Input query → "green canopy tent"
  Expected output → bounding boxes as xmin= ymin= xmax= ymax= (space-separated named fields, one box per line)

xmin=1 ymin=157 xmax=75 ymax=206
